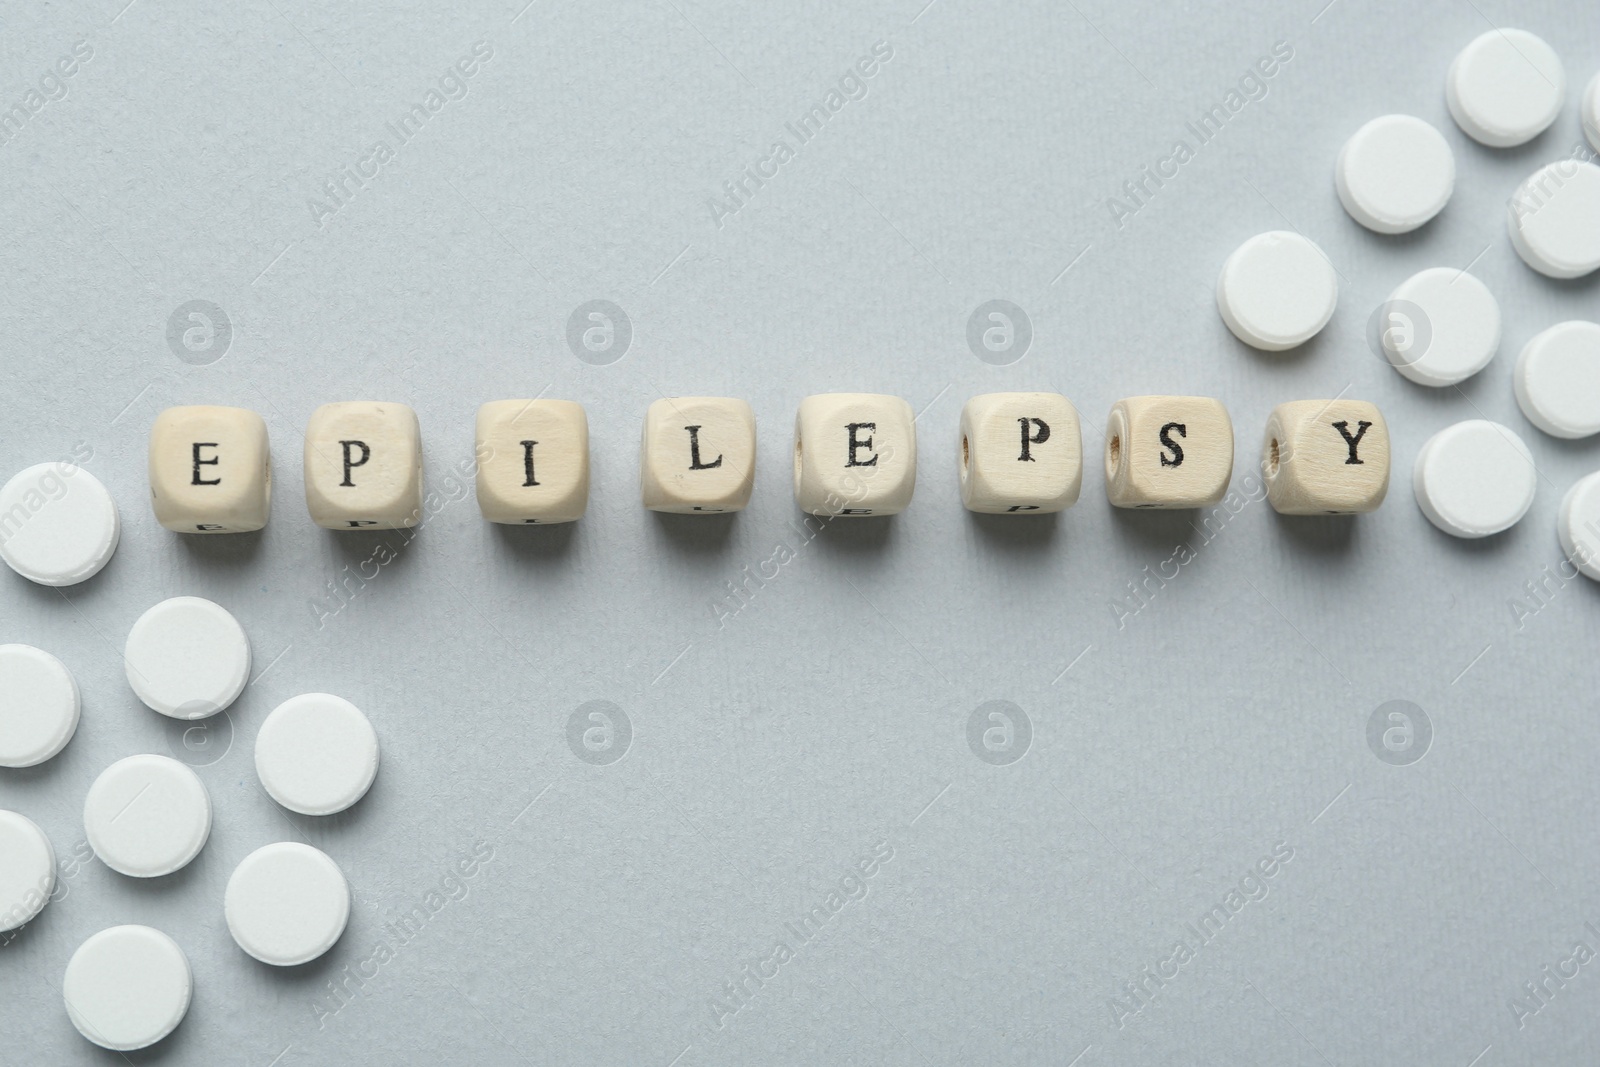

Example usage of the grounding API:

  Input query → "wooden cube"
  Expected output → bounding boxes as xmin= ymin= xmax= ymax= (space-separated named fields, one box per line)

xmin=304 ymin=402 xmax=422 ymax=530
xmin=1104 ymin=396 xmax=1233 ymax=509
xmin=794 ymin=394 xmax=916 ymax=517
xmin=959 ymin=392 xmax=1082 ymax=514
xmin=149 ymin=406 xmax=271 ymax=533
xmin=1262 ymin=400 xmax=1390 ymax=514
xmin=475 ymin=400 xmax=589 ymax=524
xmin=640 ymin=397 xmax=755 ymax=514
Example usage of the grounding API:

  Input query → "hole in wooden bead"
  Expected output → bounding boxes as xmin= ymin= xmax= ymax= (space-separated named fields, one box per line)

xmin=793 ymin=432 xmax=803 ymax=482
xmin=961 ymin=435 xmax=970 ymax=474
xmin=1108 ymin=433 xmax=1121 ymax=473
xmin=1268 ymin=437 xmax=1280 ymax=477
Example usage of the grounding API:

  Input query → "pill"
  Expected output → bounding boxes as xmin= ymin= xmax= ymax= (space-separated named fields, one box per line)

xmin=1379 ymin=268 xmax=1500 ymax=386
xmin=0 ymin=463 xmax=120 ymax=587
xmin=1514 ymin=321 xmax=1600 ymax=439
xmin=1445 ymin=28 xmax=1564 ymax=147
xmin=0 ymin=809 xmax=55 ymax=933
xmin=63 ymin=925 xmax=191 ymax=1051
xmin=124 ymin=596 xmax=251 ymax=719
xmin=1216 ymin=231 xmax=1337 ymax=352
xmin=255 ymin=693 xmax=379 ymax=816
xmin=1413 ymin=420 xmax=1536 ymax=538
xmin=1558 ymin=472 xmax=1600 ymax=580
xmin=1586 ymin=72 xmax=1600 ymax=153
xmin=225 ymin=842 xmax=350 ymax=966
xmin=1335 ymin=115 xmax=1455 ymax=233
xmin=1508 ymin=162 xmax=1600 ymax=279
xmin=83 ymin=754 xmax=212 ymax=878
xmin=0 ymin=644 xmax=80 ymax=768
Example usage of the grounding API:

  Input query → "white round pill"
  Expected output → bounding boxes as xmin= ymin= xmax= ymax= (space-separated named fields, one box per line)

xmin=255 ymin=693 xmax=379 ymax=816
xmin=1380 ymin=267 xmax=1501 ymax=386
xmin=63 ymin=925 xmax=191 ymax=1051
xmin=0 ymin=463 xmax=119 ymax=587
xmin=1216 ymin=231 xmax=1338 ymax=351
xmin=1585 ymin=72 xmax=1600 ymax=154
xmin=1445 ymin=28 xmax=1564 ymax=147
xmin=0 ymin=644 xmax=80 ymax=768
xmin=1336 ymin=115 xmax=1455 ymax=233
xmin=1508 ymin=161 xmax=1600 ymax=279
xmin=124 ymin=596 xmax=251 ymax=719
xmin=1413 ymin=420 xmax=1537 ymax=538
xmin=83 ymin=754 xmax=212 ymax=878
xmin=225 ymin=842 xmax=350 ymax=966
xmin=0 ymin=809 xmax=55 ymax=933
xmin=1558 ymin=472 xmax=1600 ymax=580
xmin=1514 ymin=321 xmax=1600 ymax=439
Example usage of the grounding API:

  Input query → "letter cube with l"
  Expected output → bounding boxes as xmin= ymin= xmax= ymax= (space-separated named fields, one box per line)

xmin=1262 ymin=399 xmax=1390 ymax=514
xmin=304 ymin=402 xmax=422 ymax=530
xmin=793 ymin=394 xmax=916 ymax=516
xmin=476 ymin=400 xmax=589 ymax=524
xmin=959 ymin=392 xmax=1082 ymax=514
xmin=149 ymin=406 xmax=271 ymax=533
xmin=640 ymin=397 xmax=755 ymax=514
xmin=1104 ymin=396 xmax=1233 ymax=509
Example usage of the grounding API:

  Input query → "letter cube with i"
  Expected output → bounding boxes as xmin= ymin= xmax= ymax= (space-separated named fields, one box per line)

xmin=1262 ymin=400 xmax=1390 ymax=514
xmin=476 ymin=400 xmax=589 ymax=524
xmin=793 ymin=394 xmax=917 ymax=516
xmin=958 ymin=392 xmax=1082 ymax=514
xmin=149 ymin=406 xmax=271 ymax=533
xmin=640 ymin=397 xmax=755 ymax=514
xmin=304 ymin=402 xmax=422 ymax=530
xmin=1104 ymin=396 xmax=1233 ymax=509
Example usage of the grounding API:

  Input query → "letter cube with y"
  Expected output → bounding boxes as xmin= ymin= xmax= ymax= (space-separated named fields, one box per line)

xmin=1105 ymin=396 xmax=1233 ymax=509
xmin=959 ymin=392 xmax=1082 ymax=514
xmin=476 ymin=400 xmax=589 ymax=524
xmin=640 ymin=397 xmax=755 ymax=514
xmin=794 ymin=394 xmax=916 ymax=516
xmin=1262 ymin=400 xmax=1390 ymax=514
xmin=304 ymin=402 xmax=422 ymax=530
xmin=149 ymin=406 xmax=271 ymax=533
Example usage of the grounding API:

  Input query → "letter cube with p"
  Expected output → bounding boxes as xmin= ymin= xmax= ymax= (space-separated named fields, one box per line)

xmin=794 ymin=394 xmax=916 ymax=516
xmin=149 ymin=405 xmax=271 ymax=533
xmin=959 ymin=392 xmax=1082 ymax=514
xmin=304 ymin=402 xmax=422 ymax=530
xmin=640 ymin=397 xmax=756 ymax=514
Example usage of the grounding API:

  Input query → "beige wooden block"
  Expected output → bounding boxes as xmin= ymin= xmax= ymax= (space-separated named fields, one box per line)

xmin=640 ymin=397 xmax=755 ymax=514
xmin=475 ymin=400 xmax=589 ymax=524
xmin=794 ymin=394 xmax=916 ymax=516
xmin=1104 ymin=396 xmax=1233 ymax=509
xmin=959 ymin=392 xmax=1082 ymax=514
xmin=304 ymin=402 xmax=422 ymax=530
xmin=1262 ymin=399 xmax=1390 ymax=514
xmin=149 ymin=406 xmax=271 ymax=533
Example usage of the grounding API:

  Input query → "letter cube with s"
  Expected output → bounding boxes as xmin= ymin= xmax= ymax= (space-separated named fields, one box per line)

xmin=640 ymin=397 xmax=755 ymax=514
xmin=1104 ymin=396 xmax=1233 ymax=509
xmin=304 ymin=402 xmax=422 ymax=530
xmin=149 ymin=406 xmax=271 ymax=533
xmin=1262 ymin=399 xmax=1390 ymax=514
xmin=793 ymin=394 xmax=916 ymax=516
xmin=476 ymin=400 xmax=589 ymax=524
xmin=959 ymin=392 xmax=1082 ymax=514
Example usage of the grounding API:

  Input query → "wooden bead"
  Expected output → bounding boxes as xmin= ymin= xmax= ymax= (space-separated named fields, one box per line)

xmin=794 ymin=394 xmax=916 ymax=517
xmin=475 ymin=400 xmax=589 ymax=525
xmin=149 ymin=406 xmax=271 ymax=533
xmin=1104 ymin=396 xmax=1233 ymax=509
xmin=958 ymin=392 xmax=1081 ymax=514
xmin=1262 ymin=400 xmax=1390 ymax=514
xmin=304 ymin=402 xmax=421 ymax=530
xmin=640 ymin=397 xmax=755 ymax=514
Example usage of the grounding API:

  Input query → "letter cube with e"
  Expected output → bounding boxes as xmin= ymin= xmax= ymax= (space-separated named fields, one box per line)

xmin=959 ymin=392 xmax=1082 ymax=514
xmin=476 ymin=400 xmax=589 ymax=524
xmin=149 ymin=406 xmax=271 ymax=533
xmin=304 ymin=402 xmax=422 ymax=530
xmin=1262 ymin=399 xmax=1390 ymax=514
xmin=1105 ymin=396 xmax=1233 ymax=509
xmin=793 ymin=394 xmax=916 ymax=516
xmin=640 ymin=397 xmax=755 ymax=514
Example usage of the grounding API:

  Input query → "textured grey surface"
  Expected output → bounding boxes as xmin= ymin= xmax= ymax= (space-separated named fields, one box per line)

xmin=2 ymin=0 xmax=1600 ymax=1063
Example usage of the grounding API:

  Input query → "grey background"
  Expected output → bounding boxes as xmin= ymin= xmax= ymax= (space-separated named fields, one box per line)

xmin=2 ymin=0 xmax=1599 ymax=1063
